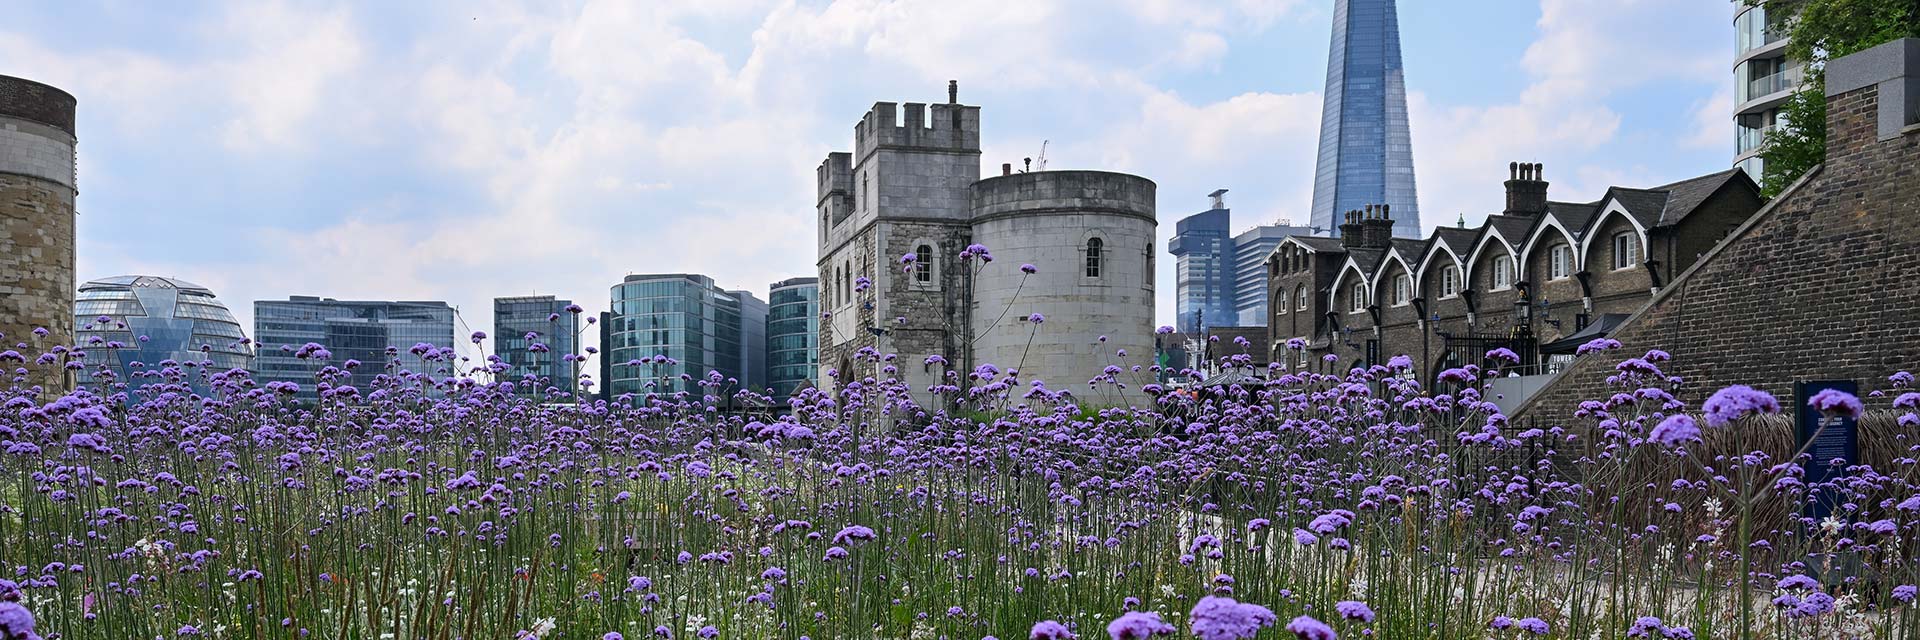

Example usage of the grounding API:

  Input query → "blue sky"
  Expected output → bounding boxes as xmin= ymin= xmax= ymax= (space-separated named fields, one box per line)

xmin=2 ymin=0 xmax=1737 ymax=351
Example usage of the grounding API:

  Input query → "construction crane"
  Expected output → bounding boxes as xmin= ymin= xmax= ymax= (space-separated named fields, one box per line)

xmin=1035 ymin=140 xmax=1048 ymax=171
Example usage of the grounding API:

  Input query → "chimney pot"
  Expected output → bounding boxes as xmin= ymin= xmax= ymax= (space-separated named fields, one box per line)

xmin=1002 ymin=163 xmax=1011 ymax=176
xmin=1382 ymin=203 xmax=1391 ymax=220
xmin=1510 ymin=161 xmax=1518 ymax=179
xmin=948 ymin=80 xmax=958 ymax=104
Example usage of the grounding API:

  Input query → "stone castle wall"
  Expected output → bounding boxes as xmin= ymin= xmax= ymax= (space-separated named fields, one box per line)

xmin=1 ymin=75 xmax=77 ymax=392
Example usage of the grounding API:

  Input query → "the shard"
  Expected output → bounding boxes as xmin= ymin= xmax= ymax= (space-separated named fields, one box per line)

xmin=1309 ymin=0 xmax=1421 ymax=239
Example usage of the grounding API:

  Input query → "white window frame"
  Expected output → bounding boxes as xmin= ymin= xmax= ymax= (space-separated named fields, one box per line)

xmin=1349 ymin=282 xmax=1367 ymax=313
xmin=913 ymin=243 xmax=935 ymax=286
xmin=1611 ymin=232 xmax=1637 ymax=271
xmin=1392 ymin=273 xmax=1411 ymax=307
xmin=1549 ymin=245 xmax=1572 ymax=280
xmin=1295 ymin=285 xmax=1308 ymax=311
xmin=1492 ymin=255 xmax=1514 ymax=291
xmin=1439 ymin=265 xmax=1460 ymax=299
xmin=1275 ymin=288 xmax=1288 ymax=315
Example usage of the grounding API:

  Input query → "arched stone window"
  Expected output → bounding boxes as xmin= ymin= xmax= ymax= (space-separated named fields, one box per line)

xmin=914 ymin=244 xmax=934 ymax=284
xmin=1295 ymin=284 xmax=1308 ymax=311
xmin=1085 ymin=237 xmax=1104 ymax=277
xmin=1275 ymin=288 xmax=1288 ymax=314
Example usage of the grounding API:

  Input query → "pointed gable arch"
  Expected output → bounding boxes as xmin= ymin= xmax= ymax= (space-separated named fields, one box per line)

xmin=1464 ymin=226 xmax=1518 ymax=287
xmin=1576 ymin=197 xmax=1651 ymax=266
xmin=1328 ymin=257 xmax=1373 ymax=311
xmin=1413 ymin=238 xmax=1464 ymax=296
xmin=1518 ymin=213 xmax=1581 ymax=280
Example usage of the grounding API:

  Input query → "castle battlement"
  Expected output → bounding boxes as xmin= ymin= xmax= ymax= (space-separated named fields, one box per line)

xmin=854 ymin=100 xmax=980 ymax=158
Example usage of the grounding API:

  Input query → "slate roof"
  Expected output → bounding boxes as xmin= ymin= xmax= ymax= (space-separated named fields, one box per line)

xmin=1432 ymin=226 xmax=1479 ymax=253
xmin=1653 ymin=169 xmax=1742 ymax=226
xmin=1388 ymin=238 xmax=1430 ymax=267
xmin=1347 ymin=248 xmax=1386 ymax=274
xmin=1544 ymin=201 xmax=1601 ymax=238
xmin=1482 ymin=214 xmax=1536 ymax=247
xmin=1291 ymin=236 xmax=1347 ymax=252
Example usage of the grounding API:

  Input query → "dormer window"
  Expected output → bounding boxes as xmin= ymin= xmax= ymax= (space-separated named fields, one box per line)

xmin=1392 ymin=273 xmax=1412 ymax=306
xmin=1549 ymin=245 xmax=1573 ymax=280
xmin=1611 ymin=232 xmax=1638 ymax=271
xmin=1349 ymin=282 xmax=1366 ymax=313
xmin=1439 ymin=265 xmax=1460 ymax=299
xmin=1492 ymin=255 xmax=1514 ymax=290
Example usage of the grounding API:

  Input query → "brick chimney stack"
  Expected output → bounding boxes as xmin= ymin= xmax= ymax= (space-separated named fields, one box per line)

xmin=1504 ymin=161 xmax=1549 ymax=216
xmin=1362 ymin=204 xmax=1396 ymax=248
xmin=1339 ymin=209 xmax=1366 ymax=248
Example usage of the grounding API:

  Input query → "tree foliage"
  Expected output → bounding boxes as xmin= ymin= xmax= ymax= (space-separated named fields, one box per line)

xmin=1750 ymin=0 xmax=1920 ymax=197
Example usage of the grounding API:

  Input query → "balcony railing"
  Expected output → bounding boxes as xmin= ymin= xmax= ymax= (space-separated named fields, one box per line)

xmin=1747 ymin=72 xmax=1791 ymax=99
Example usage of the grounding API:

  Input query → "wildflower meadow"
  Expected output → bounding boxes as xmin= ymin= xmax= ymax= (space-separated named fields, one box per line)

xmin=2 ymin=250 xmax=1919 ymax=640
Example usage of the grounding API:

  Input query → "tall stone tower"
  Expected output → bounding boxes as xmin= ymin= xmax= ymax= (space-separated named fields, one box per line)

xmin=0 ymin=75 xmax=78 ymax=391
xmin=816 ymin=83 xmax=981 ymax=395
xmin=1308 ymin=0 xmax=1421 ymax=239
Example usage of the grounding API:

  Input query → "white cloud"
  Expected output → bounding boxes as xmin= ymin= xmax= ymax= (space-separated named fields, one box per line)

xmin=1683 ymin=86 xmax=1735 ymax=151
xmin=214 ymin=2 xmax=366 ymax=150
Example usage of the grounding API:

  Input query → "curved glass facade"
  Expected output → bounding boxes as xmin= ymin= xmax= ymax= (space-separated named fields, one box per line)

xmin=73 ymin=275 xmax=255 ymax=393
xmin=766 ymin=277 xmax=818 ymax=401
xmin=605 ymin=274 xmax=751 ymax=397
xmin=1309 ymin=0 xmax=1421 ymax=239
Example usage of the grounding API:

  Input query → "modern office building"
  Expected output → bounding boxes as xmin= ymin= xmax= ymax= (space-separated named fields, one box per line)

xmin=1733 ymin=2 xmax=1803 ymax=181
xmin=253 ymin=297 xmax=468 ymax=402
xmin=1170 ymin=191 xmax=1316 ymax=331
xmin=1232 ymin=222 xmax=1315 ymax=326
xmin=492 ymin=295 xmax=577 ymax=398
xmin=72 ymin=275 xmax=254 ymax=393
xmin=1309 ymin=0 xmax=1421 ymax=239
xmin=1169 ymin=192 xmax=1234 ymax=334
xmin=734 ymin=289 xmax=768 ymax=393
xmin=603 ymin=274 xmax=758 ymax=398
xmin=766 ymin=277 xmax=819 ymax=401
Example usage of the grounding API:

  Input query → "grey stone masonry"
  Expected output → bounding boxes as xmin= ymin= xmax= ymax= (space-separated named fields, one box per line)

xmin=0 ymin=75 xmax=77 ymax=392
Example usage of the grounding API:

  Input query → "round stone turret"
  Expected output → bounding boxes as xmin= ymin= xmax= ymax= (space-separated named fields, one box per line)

xmin=1 ymin=74 xmax=78 ymax=390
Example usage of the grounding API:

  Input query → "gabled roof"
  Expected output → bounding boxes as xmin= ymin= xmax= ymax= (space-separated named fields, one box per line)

xmin=1600 ymin=188 xmax=1670 ymax=229
xmin=1482 ymin=214 xmax=1535 ymax=247
xmin=1386 ymin=238 xmax=1429 ymax=270
xmin=1288 ymin=236 xmax=1347 ymax=252
xmin=1346 ymin=248 xmax=1386 ymax=274
xmin=1431 ymin=226 xmax=1478 ymax=251
xmin=1654 ymin=168 xmax=1746 ymax=226
xmin=1543 ymin=201 xmax=1600 ymax=238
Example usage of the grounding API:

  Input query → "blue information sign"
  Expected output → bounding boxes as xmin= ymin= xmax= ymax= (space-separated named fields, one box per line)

xmin=1795 ymin=380 xmax=1860 ymax=522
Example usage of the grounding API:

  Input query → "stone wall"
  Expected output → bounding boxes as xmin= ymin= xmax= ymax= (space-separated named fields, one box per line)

xmin=969 ymin=171 xmax=1156 ymax=404
xmin=1512 ymin=39 xmax=1920 ymax=424
xmin=1 ymin=75 xmax=76 ymax=393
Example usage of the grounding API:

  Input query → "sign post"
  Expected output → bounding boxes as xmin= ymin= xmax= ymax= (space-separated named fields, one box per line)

xmin=1794 ymin=380 xmax=1860 ymax=523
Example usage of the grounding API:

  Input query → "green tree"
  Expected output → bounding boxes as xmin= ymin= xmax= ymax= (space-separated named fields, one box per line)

xmin=1749 ymin=0 xmax=1920 ymax=197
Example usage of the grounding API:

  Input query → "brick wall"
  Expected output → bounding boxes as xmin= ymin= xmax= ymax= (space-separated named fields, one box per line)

xmin=1513 ymin=65 xmax=1920 ymax=423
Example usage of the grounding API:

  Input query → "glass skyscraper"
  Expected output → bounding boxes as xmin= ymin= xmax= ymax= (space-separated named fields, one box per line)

xmin=604 ymin=274 xmax=757 ymax=398
xmin=492 ymin=295 xmax=578 ymax=399
xmin=1169 ymin=192 xmax=1318 ymax=332
xmin=766 ymin=277 xmax=818 ymax=401
xmin=253 ymin=297 xmax=468 ymax=402
xmin=72 ymin=275 xmax=254 ymax=394
xmin=1309 ymin=0 xmax=1421 ymax=239
xmin=1169 ymin=206 xmax=1233 ymax=334
xmin=1231 ymin=223 xmax=1315 ymax=326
